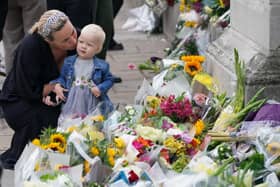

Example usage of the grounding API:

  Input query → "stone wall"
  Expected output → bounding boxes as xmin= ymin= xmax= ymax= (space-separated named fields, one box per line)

xmin=206 ymin=0 xmax=280 ymax=102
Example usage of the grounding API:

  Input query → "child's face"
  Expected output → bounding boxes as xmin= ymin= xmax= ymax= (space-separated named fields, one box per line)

xmin=77 ymin=31 xmax=99 ymax=59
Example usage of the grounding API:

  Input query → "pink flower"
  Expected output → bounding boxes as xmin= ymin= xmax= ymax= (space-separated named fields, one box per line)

xmin=128 ymin=63 xmax=136 ymax=70
xmin=193 ymin=93 xmax=208 ymax=106
xmin=132 ymin=140 xmax=143 ymax=150
xmin=160 ymin=94 xmax=193 ymax=123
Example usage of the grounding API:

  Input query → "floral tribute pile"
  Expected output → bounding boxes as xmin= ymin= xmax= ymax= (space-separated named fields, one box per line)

xmin=15 ymin=1 xmax=280 ymax=187
xmin=18 ymin=47 xmax=280 ymax=187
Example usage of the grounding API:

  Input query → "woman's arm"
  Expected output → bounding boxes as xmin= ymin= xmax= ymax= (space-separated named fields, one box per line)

xmin=14 ymin=36 xmax=45 ymax=101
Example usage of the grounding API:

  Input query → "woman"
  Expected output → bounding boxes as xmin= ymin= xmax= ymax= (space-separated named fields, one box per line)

xmin=0 ymin=10 xmax=77 ymax=170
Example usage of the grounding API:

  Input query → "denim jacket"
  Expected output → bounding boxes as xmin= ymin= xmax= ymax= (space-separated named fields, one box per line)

xmin=51 ymin=55 xmax=114 ymax=114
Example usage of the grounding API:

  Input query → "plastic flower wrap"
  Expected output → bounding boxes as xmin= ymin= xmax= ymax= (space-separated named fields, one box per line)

xmin=109 ymin=163 xmax=153 ymax=186
xmin=188 ymin=153 xmax=218 ymax=175
xmin=254 ymin=127 xmax=280 ymax=171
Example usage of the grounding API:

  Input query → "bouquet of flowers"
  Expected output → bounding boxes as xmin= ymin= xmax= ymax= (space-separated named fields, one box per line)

xmin=32 ymin=127 xmax=68 ymax=154
xmin=160 ymin=93 xmax=193 ymax=123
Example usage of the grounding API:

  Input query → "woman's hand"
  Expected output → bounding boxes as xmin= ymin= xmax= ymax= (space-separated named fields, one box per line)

xmin=43 ymin=84 xmax=55 ymax=97
xmin=91 ymin=86 xmax=101 ymax=97
xmin=42 ymin=96 xmax=60 ymax=106
xmin=53 ymin=84 xmax=68 ymax=102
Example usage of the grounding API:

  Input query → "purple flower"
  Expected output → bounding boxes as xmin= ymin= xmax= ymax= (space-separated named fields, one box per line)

xmin=150 ymin=56 xmax=162 ymax=63
xmin=193 ymin=2 xmax=203 ymax=13
xmin=180 ymin=133 xmax=193 ymax=144
xmin=162 ymin=119 xmax=174 ymax=130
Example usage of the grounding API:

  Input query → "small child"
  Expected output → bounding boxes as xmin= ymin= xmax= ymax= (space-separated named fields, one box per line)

xmin=51 ymin=24 xmax=114 ymax=123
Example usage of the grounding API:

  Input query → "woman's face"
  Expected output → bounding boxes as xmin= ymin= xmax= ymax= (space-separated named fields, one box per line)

xmin=48 ymin=20 xmax=77 ymax=50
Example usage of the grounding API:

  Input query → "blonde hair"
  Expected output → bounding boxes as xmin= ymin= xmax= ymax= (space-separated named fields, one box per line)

xmin=29 ymin=10 xmax=68 ymax=41
xmin=81 ymin=24 xmax=106 ymax=53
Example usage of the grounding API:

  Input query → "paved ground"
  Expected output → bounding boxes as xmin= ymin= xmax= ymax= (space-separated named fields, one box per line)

xmin=0 ymin=1 xmax=170 ymax=186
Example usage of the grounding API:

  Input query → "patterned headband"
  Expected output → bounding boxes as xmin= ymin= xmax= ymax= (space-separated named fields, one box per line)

xmin=41 ymin=11 xmax=67 ymax=38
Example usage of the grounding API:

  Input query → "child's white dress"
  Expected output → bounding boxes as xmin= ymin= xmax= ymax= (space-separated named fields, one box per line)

xmin=59 ymin=58 xmax=100 ymax=121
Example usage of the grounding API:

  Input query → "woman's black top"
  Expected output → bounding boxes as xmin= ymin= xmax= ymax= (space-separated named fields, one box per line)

xmin=0 ymin=33 xmax=74 ymax=103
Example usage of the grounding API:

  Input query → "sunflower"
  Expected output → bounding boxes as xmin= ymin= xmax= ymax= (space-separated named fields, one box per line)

xmin=47 ymin=142 xmax=61 ymax=151
xmin=181 ymin=55 xmax=205 ymax=63
xmin=46 ymin=142 xmax=65 ymax=153
xmin=194 ymin=119 xmax=205 ymax=136
xmin=50 ymin=134 xmax=66 ymax=153
xmin=184 ymin=61 xmax=202 ymax=76
xmin=32 ymin=138 xmax=41 ymax=146
xmin=50 ymin=134 xmax=66 ymax=145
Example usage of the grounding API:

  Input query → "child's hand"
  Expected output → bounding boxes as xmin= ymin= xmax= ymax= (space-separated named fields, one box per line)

xmin=53 ymin=84 xmax=68 ymax=102
xmin=91 ymin=86 xmax=101 ymax=97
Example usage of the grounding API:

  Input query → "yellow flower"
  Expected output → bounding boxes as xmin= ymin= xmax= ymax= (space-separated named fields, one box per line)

xmin=146 ymin=96 xmax=160 ymax=108
xmin=194 ymin=119 xmax=205 ymax=136
xmin=266 ymin=142 xmax=280 ymax=155
xmin=91 ymin=115 xmax=104 ymax=122
xmin=41 ymin=144 xmax=50 ymax=150
xmin=108 ymin=156 xmax=115 ymax=167
xmin=67 ymin=126 xmax=77 ymax=133
xmin=84 ymin=160 xmax=90 ymax=174
xmin=179 ymin=4 xmax=185 ymax=12
xmin=170 ymin=63 xmax=179 ymax=70
xmin=114 ymin=137 xmax=125 ymax=149
xmin=181 ymin=55 xmax=205 ymax=63
xmin=54 ymin=164 xmax=63 ymax=171
xmin=34 ymin=162 xmax=40 ymax=171
xmin=32 ymin=138 xmax=40 ymax=146
xmin=192 ymin=138 xmax=201 ymax=145
xmin=185 ymin=21 xmax=197 ymax=28
xmin=219 ymin=0 xmax=225 ymax=8
xmin=90 ymin=147 xmax=100 ymax=156
xmin=164 ymin=137 xmax=186 ymax=154
xmin=107 ymin=148 xmax=116 ymax=157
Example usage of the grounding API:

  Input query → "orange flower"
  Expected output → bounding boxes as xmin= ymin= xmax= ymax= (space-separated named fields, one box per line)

xmin=194 ymin=119 xmax=205 ymax=136
xmin=138 ymin=137 xmax=152 ymax=147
